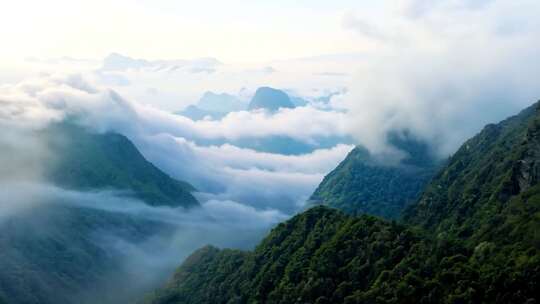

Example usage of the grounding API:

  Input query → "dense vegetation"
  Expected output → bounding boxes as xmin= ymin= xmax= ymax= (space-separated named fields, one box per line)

xmin=405 ymin=102 xmax=540 ymax=243
xmin=42 ymin=123 xmax=199 ymax=208
xmin=144 ymin=102 xmax=540 ymax=304
xmin=311 ymin=133 xmax=439 ymax=219
xmin=144 ymin=206 xmax=537 ymax=304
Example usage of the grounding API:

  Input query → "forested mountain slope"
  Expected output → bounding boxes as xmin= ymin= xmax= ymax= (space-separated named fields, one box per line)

xmin=143 ymin=101 xmax=540 ymax=304
xmin=404 ymin=101 xmax=540 ymax=244
xmin=144 ymin=206 xmax=537 ymax=303
xmin=0 ymin=123 xmax=199 ymax=303
xmin=42 ymin=123 xmax=198 ymax=208
xmin=310 ymin=133 xmax=439 ymax=219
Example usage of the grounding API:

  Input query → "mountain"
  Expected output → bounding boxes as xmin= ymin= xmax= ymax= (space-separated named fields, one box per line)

xmin=404 ymin=101 xmax=540 ymax=243
xmin=248 ymin=87 xmax=295 ymax=111
xmin=143 ymin=206 xmax=537 ymax=304
xmin=177 ymin=92 xmax=245 ymax=121
xmin=143 ymin=101 xmax=540 ymax=304
xmin=0 ymin=123 xmax=202 ymax=304
xmin=310 ymin=133 xmax=440 ymax=219
xmin=197 ymin=91 xmax=245 ymax=113
xmin=42 ymin=123 xmax=199 ymax=208
xmin=143 ymin=207 xmax=426 ymax=304
xmin=290 ymin=96 xmax=309 ymax=107
xmin=176 ymin=105 xmax=228 ymax=121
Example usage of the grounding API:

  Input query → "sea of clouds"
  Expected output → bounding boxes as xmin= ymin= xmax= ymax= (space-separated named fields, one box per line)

xmin=1 ymin=0 xmax=540 ymax=301
xmin=0 ymin=70 xmax=353 ymax=302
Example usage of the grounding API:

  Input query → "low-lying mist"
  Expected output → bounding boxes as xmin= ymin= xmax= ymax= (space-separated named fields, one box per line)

xmin=0 ymin=121 xmax=288 ymax=303
xmin=0 ymin=182 xmax=287 ymax=303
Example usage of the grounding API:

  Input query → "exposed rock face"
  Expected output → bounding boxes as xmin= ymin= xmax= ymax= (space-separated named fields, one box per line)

xmin=515 ymin=118 xmax=540 ymax=192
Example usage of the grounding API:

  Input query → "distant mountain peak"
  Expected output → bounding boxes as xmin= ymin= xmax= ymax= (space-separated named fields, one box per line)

xmin=197 ymin=91 xmax=244 ymax=113
xmin=248 ymin=87 xmax=295 ymax=111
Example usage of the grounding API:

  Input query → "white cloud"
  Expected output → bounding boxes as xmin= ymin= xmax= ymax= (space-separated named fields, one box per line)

xmin=400 ymin=0 xmax=495 ymax=19
xmin=0 ymin=182 xmax=288 ymax=229
xmin=94 ymin=54 xmax=356 ymax=111
xmin=342 ymin=12 xmax=388 ymax=42
xmin=341 ymin=0 xmax=540 ymax=156
xmin=132 ymin=133 xmax=352 ymax=213
xmin=191 ymin=143 xmax=353 ymax=174
xmin=0 ymin=181 xmax=288 ymax=302
xmin=0 ymin=74 xmax=352 ymax=214
xmin=0 ymin=73 xmax=351 ymax=144
xmin=2 ymin=0 xmax=539 ymax=213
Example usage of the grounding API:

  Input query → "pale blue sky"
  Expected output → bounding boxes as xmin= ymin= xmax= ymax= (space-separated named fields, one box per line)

xmin=0 ymin=0 xmax=385 ymax=63
xmin=1 ymin=0 xmax=538 ymax=65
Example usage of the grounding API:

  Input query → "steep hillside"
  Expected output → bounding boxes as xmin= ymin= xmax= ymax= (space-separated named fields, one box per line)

xmin=144 ymin=206 xmax=537 ymax=304
xmin=143 ymin=101 xmax=540 ymax=304
xmin=42 ymin=123 xmax=198 ymax=208
xmin=248 ymin=87 xmax=295 ymax=111
xmin=310 ymin=133 xmax=439 ymax=219
xmin=405 ymin=101 xmax=540 ymax=245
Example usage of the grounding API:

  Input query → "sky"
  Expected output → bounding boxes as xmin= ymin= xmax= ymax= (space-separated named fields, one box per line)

xmin=0 ymin=0 xmax=378 ymax=63
xmin=2 ymin=0 xmax=539 ymax=65
xmin=1 ymin=0 xmax=540 ymax=172
xmin=1 ymin=0 xmax=540 ymax=199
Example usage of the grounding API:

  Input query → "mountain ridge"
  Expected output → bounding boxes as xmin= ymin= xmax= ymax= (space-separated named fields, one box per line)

xmin=405 ymin=100 xmax=540 ymax=242
xmin=310 ymin=133 xmax=440 ymax=219
xmin=42 ymin=123 xmax=199 ymax=208
xmin=143 ymin=100 xmax=540 ymax=304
